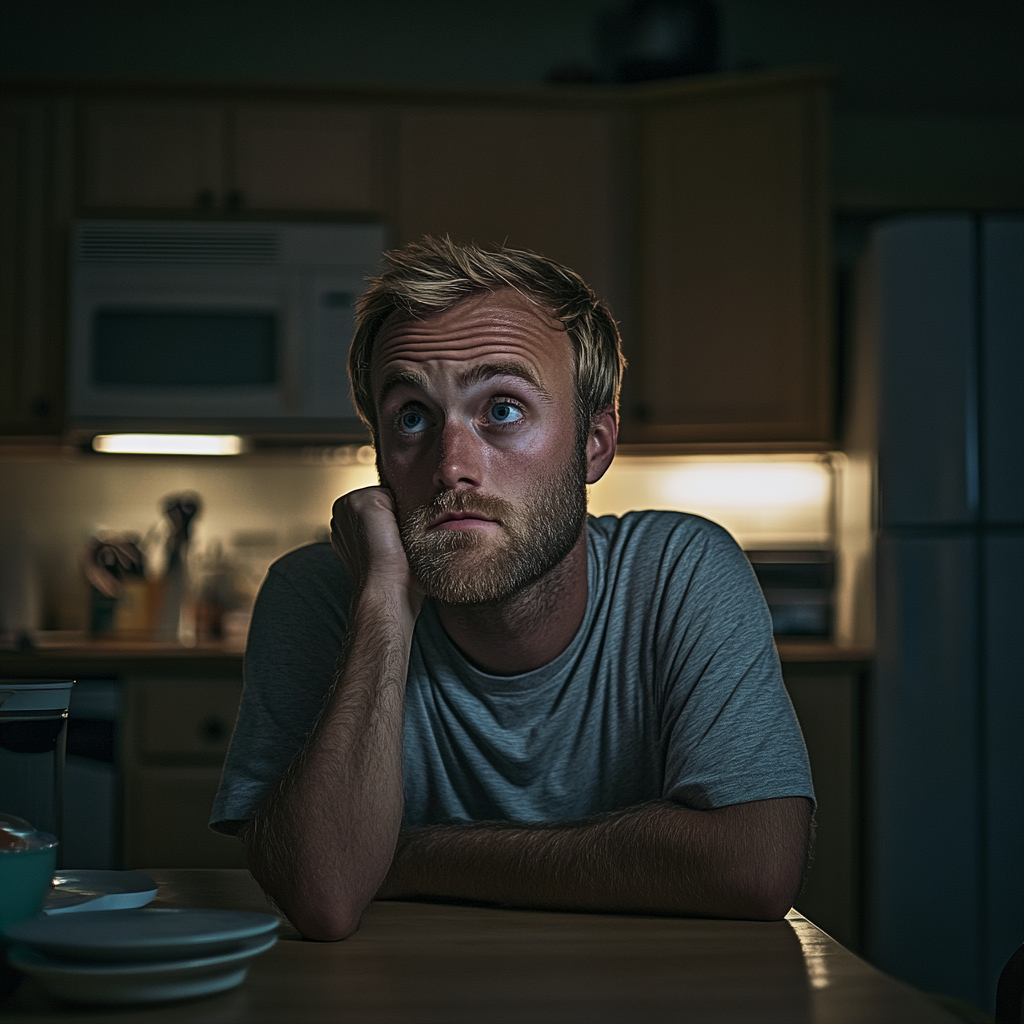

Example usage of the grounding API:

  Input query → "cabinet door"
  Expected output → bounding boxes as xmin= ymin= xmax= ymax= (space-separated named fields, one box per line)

xmin=398 ymin=107 xmax=620 ymax=313
xmin=123 ymin=677 xmax=244 ymax=868
xmin=631 ymin=82 xmax=831 ymax=442
xmin=783 ymin=662 xmax=862 ymax=951
xmin=232 ymin=103 xmax=383 ymax=212
xmin=126 ymin=766 xmax=245 ymax=868
xmin=82 ymin=101 xmax=224 ymax=210
xmin=0 ymin=97 xmax=67 ymax=434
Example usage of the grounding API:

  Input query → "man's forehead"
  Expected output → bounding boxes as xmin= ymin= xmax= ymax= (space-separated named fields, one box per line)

xmin=372 ymin=289 xmax=569 ymax=373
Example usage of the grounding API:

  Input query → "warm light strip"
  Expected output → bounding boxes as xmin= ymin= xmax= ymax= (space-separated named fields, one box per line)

xmin=92 ymin=433 xmax=243 ymax=456
xmin=659 ymin=462 xmax=831 ymax=508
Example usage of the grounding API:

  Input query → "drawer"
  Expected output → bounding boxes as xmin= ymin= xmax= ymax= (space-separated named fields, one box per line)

xmin=137 ymin=678 xmax=242 ymax=760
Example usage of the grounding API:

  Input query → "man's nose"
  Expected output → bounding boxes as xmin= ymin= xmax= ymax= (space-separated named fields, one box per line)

xmin=433 ymin=417 xmax=484 ymax=491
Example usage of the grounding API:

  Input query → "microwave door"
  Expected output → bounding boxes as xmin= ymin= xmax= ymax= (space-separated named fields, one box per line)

xmin=280 ymin=273 xmax=303 ymax=413
xmin=70 ymin=289 xmax=285 ymax=424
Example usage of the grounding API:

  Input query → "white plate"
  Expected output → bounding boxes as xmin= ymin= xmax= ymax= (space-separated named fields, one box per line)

xmin=5 ymin=908 xmax=279 ymax=962
xmin=44 ymin=871 xmax=158 ymax=914
xmin=8 ymin=932 xmax=277 ymax=1004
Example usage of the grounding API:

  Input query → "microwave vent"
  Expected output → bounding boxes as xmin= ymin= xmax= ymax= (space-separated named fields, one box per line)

xmin=77 ymin=225 xmax=279 ymax=265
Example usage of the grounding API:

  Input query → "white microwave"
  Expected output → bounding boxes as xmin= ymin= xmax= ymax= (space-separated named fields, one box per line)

xmin=68 ymin=220 xmax=386 ymax=437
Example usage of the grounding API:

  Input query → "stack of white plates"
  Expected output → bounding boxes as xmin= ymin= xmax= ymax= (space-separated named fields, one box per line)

xmin=5 ymin=908 xmax=278 ymax=1004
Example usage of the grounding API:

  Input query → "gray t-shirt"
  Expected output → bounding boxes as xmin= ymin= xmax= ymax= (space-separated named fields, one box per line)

xmin=211 ymin=511 xmax=813 ymax=835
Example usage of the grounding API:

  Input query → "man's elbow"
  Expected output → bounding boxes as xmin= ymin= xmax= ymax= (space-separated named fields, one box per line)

xmin=243 ymin=837 xmax=364 ymax=940
xmin=738 ymin=884 xmax=796 ymax=922
xmin=733 ymin=862 xmax=804 ymax=921
xmin=287 ymin=904 xmax=363 ymax=942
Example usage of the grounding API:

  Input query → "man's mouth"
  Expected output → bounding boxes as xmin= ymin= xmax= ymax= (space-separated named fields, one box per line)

xmin=429 ymin=510 xmax=501 ymax=531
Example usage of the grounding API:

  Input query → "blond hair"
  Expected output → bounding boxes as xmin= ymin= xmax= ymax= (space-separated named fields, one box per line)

xmin=348 ymin=237 xmax=625 ymax=441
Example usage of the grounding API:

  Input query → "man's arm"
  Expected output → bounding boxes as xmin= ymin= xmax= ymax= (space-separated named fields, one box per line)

xmin=241 ymin=487 xmax=420 ymax=941
xmin=378 ymin=797 xmax=812 ymax=922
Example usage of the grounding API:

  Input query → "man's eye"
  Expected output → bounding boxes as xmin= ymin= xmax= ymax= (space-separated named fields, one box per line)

xmin=488 ymin=403 xmax=523 ymax=425
xmin=399 ymin=410 xmax=426 ymax=433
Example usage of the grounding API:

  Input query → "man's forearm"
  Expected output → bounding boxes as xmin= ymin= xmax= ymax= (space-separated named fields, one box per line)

xmin=378 ymin=797 xmax=812 ymax=921
xmin=243 ymin=587 xmax=414 ymax=940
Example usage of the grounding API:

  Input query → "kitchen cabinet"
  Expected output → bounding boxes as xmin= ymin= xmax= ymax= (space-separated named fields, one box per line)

xmin=782 ymin=657 xmax=866 ymax=952
xmin=626 ymin=76 xmax=832 ymax=443
xmin=2 ymin=643 xmax=867 ymax=923
xmin=0 ymin=95 xmax=71 ymax=435
xmin=122 ymin=675 xmax=244 ymax=869
xmin=233 ymin=103 xmax=384 ymax=213
xmin=82 ymin=101 xmax=224 ymax=210
xmin=397 ymin=105 xmax=624 ymax=322
xmin=1 ymin=70 xmax=832 ymax=442
xmin=82 ymin=100 xmax=384 ymax=214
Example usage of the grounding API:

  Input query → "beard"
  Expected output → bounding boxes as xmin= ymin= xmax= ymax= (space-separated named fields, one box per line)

xmin=390 ymin=446 xmax=588 ymax=606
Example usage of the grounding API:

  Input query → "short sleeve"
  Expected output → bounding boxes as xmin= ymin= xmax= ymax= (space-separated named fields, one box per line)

xmin=655 ymin=524 xmax=815 ymax=811
xmin=210 ymin=543 xmax=353 ymax=834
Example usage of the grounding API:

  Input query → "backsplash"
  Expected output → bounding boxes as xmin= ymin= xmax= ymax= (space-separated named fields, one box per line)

xmin=0 ymin=448 xmax=871 ymax=645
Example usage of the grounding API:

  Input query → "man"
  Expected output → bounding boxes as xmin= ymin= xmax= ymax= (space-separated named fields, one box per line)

xmin=211 ymin=238 xmax=814 ymax=941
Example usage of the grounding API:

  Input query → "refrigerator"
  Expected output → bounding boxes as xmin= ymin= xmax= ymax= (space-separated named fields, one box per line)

xmin=863 ymin=215 xmax=1024 ymax=1011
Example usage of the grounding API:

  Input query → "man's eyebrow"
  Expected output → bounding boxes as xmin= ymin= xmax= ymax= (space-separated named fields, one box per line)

xmin=456 ymin=361 xmax=551 ymax=398
xmin=376 ymin=368 xmax=429 ymax=407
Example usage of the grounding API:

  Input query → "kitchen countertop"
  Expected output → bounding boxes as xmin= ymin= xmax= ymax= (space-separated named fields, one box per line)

xmin=0 ymin=633 xmax=871 ymax=677
xmin=0 ymin=633 xmax=246 ymax=677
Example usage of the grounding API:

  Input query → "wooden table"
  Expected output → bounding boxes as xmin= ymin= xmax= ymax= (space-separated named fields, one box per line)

xmin=3 ymin=869 xmax=959 ymax=1023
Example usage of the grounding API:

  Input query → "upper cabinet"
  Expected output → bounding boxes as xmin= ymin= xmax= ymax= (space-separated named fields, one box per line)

xmin=2 ymin=72 xmax=833 ymax=444
xmin=397 ymin=105 xmax=623 ymax=317
xmin=83 ymin=102 xmax=223 ymax=210
xmin=0 ymin=95 xmax=71 ymax=435
xmin=627 ymin=77 xmax=831 ymax=443
xmin=232 ymin=104 xmax=383 ymax=213
xmin=82 ymin=100 xmax=384 ymax=214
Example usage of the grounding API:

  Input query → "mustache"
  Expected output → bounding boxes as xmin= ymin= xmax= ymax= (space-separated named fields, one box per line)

xmin=411 ymin=490 xmax=516 ymax=528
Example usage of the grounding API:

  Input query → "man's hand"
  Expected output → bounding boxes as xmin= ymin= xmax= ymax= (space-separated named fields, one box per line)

xmin=330 ymin=486 xmax=422 ymax=616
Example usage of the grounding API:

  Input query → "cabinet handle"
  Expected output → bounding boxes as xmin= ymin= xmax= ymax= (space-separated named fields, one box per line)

xmin=224 ymin=189 xmax=245 ymax=211
xmin=198 ymin=715 xmax=229 ymax=744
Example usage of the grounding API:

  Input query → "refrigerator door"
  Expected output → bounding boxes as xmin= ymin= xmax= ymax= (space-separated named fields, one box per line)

xmin=871 ymin=532 xmax=981 ymax=1000
xmin=875 ymin=217 xmax=976 ymax=527
xmin=983 ymin=533 xmax=1024 ymax=999
xmin=982 ymin=217 xmax=1024 ymax=524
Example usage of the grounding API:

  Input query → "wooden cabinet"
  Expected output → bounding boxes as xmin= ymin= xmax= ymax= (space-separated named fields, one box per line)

xmin=233 ymin=103 xmax=384 ymax=213
xmin=0 ymin=96 xmax=70 ymax=434
xmin=626 ymin=76 xmax=832 ymax=443
xmin=782 ymin=659 xmax=866 ymax=951
xmin=398 ymin=105 xmax=624 ymax=318
xmin=82 ymin=101 xmax=223 ymax=210
xmin=82 ymin=100 xmax=384 ymax=215
xmin=122 ymin=676 xmax=244 ymax=869
xmin=2 ymin=70 xmax=833 ymax=442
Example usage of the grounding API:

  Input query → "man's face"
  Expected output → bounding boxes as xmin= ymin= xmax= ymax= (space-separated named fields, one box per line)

xmin=370 ymin=289 xmax=588 ymax=605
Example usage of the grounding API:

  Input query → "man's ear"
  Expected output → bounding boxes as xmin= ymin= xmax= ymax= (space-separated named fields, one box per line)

xmin=585 ymin=409 xmax=618 ymax=485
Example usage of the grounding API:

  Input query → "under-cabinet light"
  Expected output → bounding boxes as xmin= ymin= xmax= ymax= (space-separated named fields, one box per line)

xmin=588 ymin=456 xmax=835 ymax=549
xmin=92 ymin=433 xmax=244 ymax=456
xmin=659 ymin=462 xmax=831 ymax=508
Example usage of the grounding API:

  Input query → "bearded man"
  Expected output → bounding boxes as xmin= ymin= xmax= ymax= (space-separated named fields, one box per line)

xmin=211 ymin=238 xmax=815 ymax=941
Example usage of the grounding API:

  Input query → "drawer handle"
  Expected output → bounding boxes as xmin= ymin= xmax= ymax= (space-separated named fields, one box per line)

xmin=198 ymin=716 xmax=229 ymax=744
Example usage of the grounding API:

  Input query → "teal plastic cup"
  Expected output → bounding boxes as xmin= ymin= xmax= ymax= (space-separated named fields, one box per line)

xmin=0 ymin=815 xmax=58 ymax=934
